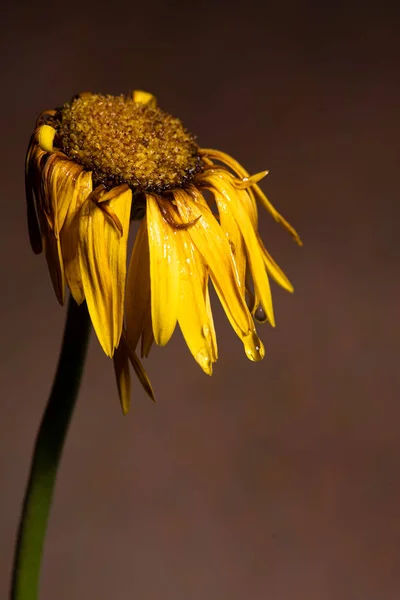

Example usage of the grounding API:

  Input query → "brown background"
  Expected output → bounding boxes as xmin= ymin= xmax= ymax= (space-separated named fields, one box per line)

xmin=1 ymin=1 xmax=399 ymax=598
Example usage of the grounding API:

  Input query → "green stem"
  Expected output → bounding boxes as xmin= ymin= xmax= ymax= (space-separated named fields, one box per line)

xmin=10 ymin=296 xmax=91 ymax=600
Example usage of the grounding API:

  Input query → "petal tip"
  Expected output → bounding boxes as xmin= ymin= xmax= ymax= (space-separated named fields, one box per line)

xmin=244 ymin=331 xmax=265 ymax=362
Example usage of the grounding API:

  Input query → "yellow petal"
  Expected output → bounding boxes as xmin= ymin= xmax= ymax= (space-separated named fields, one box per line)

xmin=107 ymin=187 xmax=132 ymax=350
xmin=236 ymin=187 xmax=258 ymax=230
xmin=190 ymin=187 xmax=265 ymax=361
xmin=43 ymin=155 xmax=85 ymax=235
xmin=39 ymin=155 xmax=85 ymax=305
xmin=146 ymin=194 xmax=180 ymax=346
xmin=209 ymin=187 xmax=246 ymax=297
xmin=174 ymin=189 xmax=253 ymax=337
xmin=200 ymin=149 xmax=259 ymax=227
xmin=62 ymin=212 xmax=85 ymax=305
xmin=232 ymin=170 xmax=269 ymax=189
xmin=200 ymin=148 xmax=302 ymax=245
xmin=28 ymin=142 xmax=66 ymax=302
xmin=242 ymin=330 xmax=265 ymax=361
xmin=125 ymin=219 xmax=151 ymax=352
xmin=175 ymin=230 xmax=215 ymax=375
xmin=208 ymin=176 xmax=275 ymax=327
xmin=79 ymin=186 xmax=132 ymax=356
xmin=113 ymin=337 xmax=131 ymax=415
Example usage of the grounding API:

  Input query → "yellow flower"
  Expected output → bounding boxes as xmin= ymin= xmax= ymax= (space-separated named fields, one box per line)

xmin=26 ymin=90 xmax=302 ymax=414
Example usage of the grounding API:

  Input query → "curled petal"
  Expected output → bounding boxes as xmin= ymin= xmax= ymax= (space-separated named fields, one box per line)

xmin=200 ymin=148 xmax=302 ymax=245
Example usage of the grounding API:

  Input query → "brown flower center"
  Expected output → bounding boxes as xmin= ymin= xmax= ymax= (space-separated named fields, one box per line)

xmin=55 ymin=93 xmax=202 ymax=192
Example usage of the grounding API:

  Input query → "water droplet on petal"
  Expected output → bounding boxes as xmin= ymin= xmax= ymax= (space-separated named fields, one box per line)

xmin=244 ymin=331 xmax=265 ymax=362
xmin=196 ymin=348 xmax=213 ymax=375
xmin=254 ymin=304 xmax=268 ymax=323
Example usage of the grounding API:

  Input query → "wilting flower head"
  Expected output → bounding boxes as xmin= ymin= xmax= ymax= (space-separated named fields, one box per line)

xmin=26 ymin=90 xmax=302 ymax=413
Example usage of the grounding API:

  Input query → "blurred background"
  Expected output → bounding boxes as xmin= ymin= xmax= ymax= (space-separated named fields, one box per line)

xmin=1 ymin=1 xmax=399 ymax=598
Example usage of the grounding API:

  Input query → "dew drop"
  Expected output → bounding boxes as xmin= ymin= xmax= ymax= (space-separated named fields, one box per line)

xmin=254 ymin=304 xmax=268 ymax=323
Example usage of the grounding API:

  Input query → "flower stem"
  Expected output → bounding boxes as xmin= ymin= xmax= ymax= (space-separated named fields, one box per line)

xmin=10 ymin=296 xmax=91 ymax=600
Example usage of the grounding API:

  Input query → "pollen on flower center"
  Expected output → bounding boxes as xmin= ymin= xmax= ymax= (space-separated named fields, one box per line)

xmin=55 ymin=93 xmax=202 ymax=192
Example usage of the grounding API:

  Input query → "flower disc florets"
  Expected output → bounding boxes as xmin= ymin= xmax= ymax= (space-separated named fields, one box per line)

xmin=55 ymin=93 xmax=202 ymax=192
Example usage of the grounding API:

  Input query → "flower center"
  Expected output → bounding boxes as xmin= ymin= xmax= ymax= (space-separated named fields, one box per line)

xmin=56 ymin=93 xmax=202 ymax=192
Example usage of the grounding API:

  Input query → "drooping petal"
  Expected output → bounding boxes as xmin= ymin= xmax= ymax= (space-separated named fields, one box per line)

xmin=79 ymin=186 xmax=132 ymax=356
xmin=202 ymin=169 xmax=294 ymax=295
xmin=29 ymin=142 xmax=66 ymax=300
xmin=113 ymin=337 xmax=131 ymax=415
xmin=125 ymin=218 xmax=151 ymax=352
xmin=200 ymin=148 xmax=302 ymax=245
xmin=27 ymin=137 xmax=67 ymax=302
xmin=175 ymin=229 xmax=215 ymax=375
xmin=209 ymin=187 xmax=246 ymax=297
xmin=207 ymin=175 xmax=275 ymax=327
xmin=199 ymin=149 xmax=259 ymax=227
xmin=106 ymin=187 xmax=132 ymax=350
xmin=236 ymin=186 xmax=258 ymax=230
xmin=146 ymin=194 xmax=180 ymax=346
xmin=173 ymin=188 xmax=254 ymax=338
xmin=79 ymin=200 xmax=113 ymax=355
xmin=35 ymin=152 xmax=88 ymax=305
